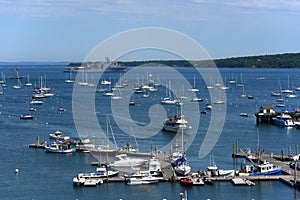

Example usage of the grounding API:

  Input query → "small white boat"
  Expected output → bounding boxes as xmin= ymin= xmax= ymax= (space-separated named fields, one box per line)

xmin=286 ymin=93 xmax=297 ymax=98
xmin=205 ymin=104 xmax=212 ymax=110
xmin=190 ymin=97 xmax=203 ymax=102
xmin=127 ymin=176 xmax=160 ymax=185
xmin=74 ymin=165 xmax=119 ymax=181
xmin=49 ymin=130 xmax=70 ymax=140
xmin=240 ymin=112 xmax=248 ymax=117
xmin=29 ymin=100 xmax=44 ymax=105
xmin=73 ymin=176 xmax=103 ymax=186
xmin=20 ymin=114 xmax=33 ymax=120
xmin=101 ymin=80 xmax=111 ymax=85
xmin=271 ymin=92 xmax=281 ymax=96
xmin=161 ymin=97 xmax=176 ymax=104
xmin=218 ymin=169 xmax=235 ymax=177
xmin=214 ymin=100 xmax=225 ymax=104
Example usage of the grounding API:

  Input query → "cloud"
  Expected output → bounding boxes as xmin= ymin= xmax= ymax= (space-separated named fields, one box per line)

xmin=225 ymin=0 xmax=300 ymax=11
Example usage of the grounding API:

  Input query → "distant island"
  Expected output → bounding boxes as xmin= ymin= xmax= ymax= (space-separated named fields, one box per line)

xmin=116 ymin=52 xmax=300 ymax=68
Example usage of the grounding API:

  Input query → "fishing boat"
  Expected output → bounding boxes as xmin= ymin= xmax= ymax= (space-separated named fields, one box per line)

xmin=247 ymin=161 xmax=281 ymax=176
xmin=49 ymin=130 xmax=70 ymax=141
xmin=45 ymin=142 xmax=73 ymax=154
xmin=272 ymin=113 xmax=294 ymax=127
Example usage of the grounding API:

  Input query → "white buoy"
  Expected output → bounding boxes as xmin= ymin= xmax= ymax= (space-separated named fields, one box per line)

xmin=15 ymin=169 xmax=19 ymax=174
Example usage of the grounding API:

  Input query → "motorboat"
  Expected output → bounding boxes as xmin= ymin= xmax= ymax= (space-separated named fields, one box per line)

xmin=271 ymin=91 xmax=281 ymax=96
xmin=20 ymin=114 xmax=33 ymax=120
xmin=240 ymin=112 xmax=248 ymax=117
xmin=45 ymin=142 xmax=73 ymax=154
xmin=218 ymin=169 xmax=235 ymax=177
xmin=190 ymin=97 xmax=203 ymax=102
xmin=29 ymin=100 xmax=44 ymax=105
xmin=74 ymin=165 xmax=119 ymax=180
xmin=49 ymin=130 xmax=70 ymax=141
xmin=205 ymin=104 xmax=212 ymax=110
xmin=180 ymin=177 xmax=204 ymax=186
xmin=272 ymin=114 xmax=294 ymax=127
xmin=162 ymin=115 xmax=192 ymax=133
xmin=161 ymin=97 xmax=176 ymax=104
xmin=109 ymin=154 xmax=148 ymax=168
xmin=286 ymin=93 xmax=297 ymax=98
xmin=73 ymin=176 xmax=103 ymax=186
xmin=127 ymin=176 xmax=160 ymax=185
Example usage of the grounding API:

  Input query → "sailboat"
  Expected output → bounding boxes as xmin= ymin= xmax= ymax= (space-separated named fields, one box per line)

xmin=174 ymin=105 xmax=191 ymax=176
xmin=0 ymin=85 xmax=3 ymax=95
xmin=236 ymin=73 xmax=244 ymax=87
xmin=65 ymin=71 xmax=74 ymax=83
xmin=241 ymin=85 xmax=247 ymax=98
xmin=111 ymin=88 xmax=122 ymax=100
xmin=129 ymin=94 xmax=135 ymax=106
xmin=281 ymin=75 xmax=293 ymax=93
xmin=161 ymin=81 xmax=176 ymax=104
xmin=12 ymin=70 xmax=22 ymax=89
xmin=25 ymin=74 xmax=32 ymax=86
xmin=188 ymin=76 xmax=199 ymax=92
xmin=77 ymin=71 xmax=89 ymax=86
xmin=0 ymin=72 xmax=6 ymax=86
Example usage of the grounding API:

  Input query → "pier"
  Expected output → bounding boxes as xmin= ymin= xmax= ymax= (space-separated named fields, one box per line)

xmin=255 ymin=105 xmax=300 ymax=125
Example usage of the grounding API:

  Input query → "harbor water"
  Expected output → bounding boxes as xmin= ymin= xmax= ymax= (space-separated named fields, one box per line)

xmin=1 ymin=65 xmax=300 ymax=199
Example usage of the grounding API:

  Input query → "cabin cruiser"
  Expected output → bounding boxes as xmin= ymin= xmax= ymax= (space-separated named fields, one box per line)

xmin=109 ymin=154 xmax=148 ymax=168
xmin=49 ymin=130 xmax=70 ymax=141
xmin=162 ymin=115 xmax=192 ymax=133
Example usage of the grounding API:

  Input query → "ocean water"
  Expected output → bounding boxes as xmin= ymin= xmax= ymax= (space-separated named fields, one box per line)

xmin=0 ymin=65 xmax=300 ymax=199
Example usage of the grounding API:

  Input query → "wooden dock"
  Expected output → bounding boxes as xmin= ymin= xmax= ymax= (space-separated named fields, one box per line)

xmin=232 ymin=150 xmax=299 ymax=187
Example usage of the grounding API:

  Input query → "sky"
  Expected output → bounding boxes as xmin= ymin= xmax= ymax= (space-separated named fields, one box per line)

xmin=0 ymin=0 xmax=300 ymax=62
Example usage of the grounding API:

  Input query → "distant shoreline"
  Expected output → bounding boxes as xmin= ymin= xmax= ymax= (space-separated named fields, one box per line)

xmin=1 ymin=52 xmax=300 ymax=68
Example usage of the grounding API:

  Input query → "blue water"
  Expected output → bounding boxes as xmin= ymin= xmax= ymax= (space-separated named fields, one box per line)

xmin=0 ymin=65 xmax=300 ymax=199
